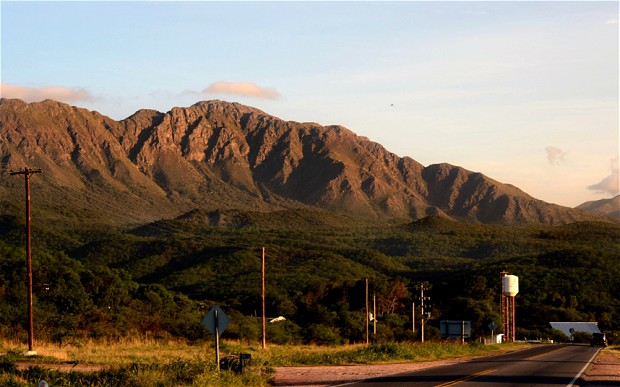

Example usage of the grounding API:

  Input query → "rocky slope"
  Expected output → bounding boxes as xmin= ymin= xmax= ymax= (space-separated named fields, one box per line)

xmin=576 ymin=195 xmax=620 ymax=219
xmin=0 ymin=98 xmax=610 ymax=226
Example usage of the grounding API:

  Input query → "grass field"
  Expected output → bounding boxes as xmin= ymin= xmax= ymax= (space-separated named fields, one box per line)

xmin=0 ymin=338 xmax=530 ymax=386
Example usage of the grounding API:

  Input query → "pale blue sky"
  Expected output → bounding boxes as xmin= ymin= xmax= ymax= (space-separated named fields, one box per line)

xmin=1 ymin=1 xmax=618 ymax=207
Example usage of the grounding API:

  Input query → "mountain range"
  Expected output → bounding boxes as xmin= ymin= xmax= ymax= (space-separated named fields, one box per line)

xmin=0 ymin=98 xmax=614 ymax=226
xmin=576 ymin=195 xmax=620 ymax=219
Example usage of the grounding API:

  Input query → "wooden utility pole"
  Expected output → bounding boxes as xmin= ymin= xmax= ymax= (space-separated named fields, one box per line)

xmin=261 ymin=247 xmax=266 ymax=349
xmin=365 ymin=278 xmax=369 ymax=344
xmin=412 ymin=302 xmax=415 ymax=332
xmin=10 ymin=167 xmax=41 ymax=356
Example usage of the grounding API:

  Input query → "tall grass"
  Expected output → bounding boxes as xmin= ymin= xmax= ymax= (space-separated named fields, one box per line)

xmin=254 ymin=341 xmax=526 ymax=366
xmin=0 ymin=338 xmax=269 ymax=386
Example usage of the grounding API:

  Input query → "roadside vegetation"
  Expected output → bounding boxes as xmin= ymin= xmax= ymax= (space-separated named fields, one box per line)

xmin=0 ymin=338 xmax=530 ymax=386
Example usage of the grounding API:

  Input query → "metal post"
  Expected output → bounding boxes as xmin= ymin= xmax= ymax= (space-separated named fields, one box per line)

xmin=215 ymin=309 xmax=220 ymax=369
xmin=10 ymin=167 xmax=41 ymax=356
xmin=500 ymin=271 xmax=508 ymax=343
xmin=373 ymin=293 xmax=376 ymax=336
xmin=505 ymin=297 xmax=509 ymax=342
xmin=511 ymin=296 xmax=516 ymax=342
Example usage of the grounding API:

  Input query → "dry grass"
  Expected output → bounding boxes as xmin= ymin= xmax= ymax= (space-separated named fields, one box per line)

xmin=1 ymin=338 xmax=531 ymax=367
xmin=0 ymin=337 xmax=214 ymax=366
xmin=1 ymin=338 xmax=533 ymax=386
xmin=606 ymin=345 xmax=620 ymax=360
xmin=1 ymin=338 xmax=267 ymax=386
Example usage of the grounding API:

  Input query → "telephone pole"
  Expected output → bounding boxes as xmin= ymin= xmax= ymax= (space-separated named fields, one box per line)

xmin=420 ymin=284 xmax=425 ymax=343
xmin=261 ymin=247 xmax=266 ymax=349
xmin=365 ymin=278 xmax=369 ymax=344
xmin=10 ymin=167 xmax=42 ymax=356
xmin=420 ymin=284 xmax=431 ymax=343
xmin=412 ymin=302 xmax=415 ymax=333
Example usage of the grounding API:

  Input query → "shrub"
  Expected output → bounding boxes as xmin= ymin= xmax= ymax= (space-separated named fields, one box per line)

xmin=304 ymin=324 xmax=343 ymax=346
xmin=267 ymin=320 xmax=302 ymax=345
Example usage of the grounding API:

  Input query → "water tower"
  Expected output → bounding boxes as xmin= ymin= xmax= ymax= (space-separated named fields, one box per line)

xmin=500 ymin=272 xmax=518 ymax=342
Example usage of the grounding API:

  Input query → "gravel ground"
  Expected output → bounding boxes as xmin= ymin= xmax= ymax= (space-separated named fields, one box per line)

xmin=273 ymin=349 xmax=620 ymax=387
xmin=583 ymin=349 xmax=620 ymax=386
xmin=272 ymin=356 xmax=481 ymax=387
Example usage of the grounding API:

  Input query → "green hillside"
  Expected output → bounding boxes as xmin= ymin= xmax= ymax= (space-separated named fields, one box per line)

xmin=0 ymin=210 xmax=618 ymax=345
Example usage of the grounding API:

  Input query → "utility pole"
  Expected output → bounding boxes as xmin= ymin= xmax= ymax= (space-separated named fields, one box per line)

xmin=365 ymin=278 xmax=369 ymax=344
xmin=412 ymin=302 xmax=415 ymax=333
xmin=420 ymin=284 xmax=431 ymax=343
xmin=10 ymin=167 xmax=41 ymax=356
xmin=373 ymin=293 xmax=376 ymax=336
xmin=261 ymin=247 xmax=266 ymax=349
xmin=420 ymin=284 xmax=425 ymax=343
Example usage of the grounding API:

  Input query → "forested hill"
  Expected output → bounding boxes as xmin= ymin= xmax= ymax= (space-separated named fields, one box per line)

xmin=0 ymin=98 xmax=611 ymax=226
xmin=0 ymin=209 xmax=618 ymax=344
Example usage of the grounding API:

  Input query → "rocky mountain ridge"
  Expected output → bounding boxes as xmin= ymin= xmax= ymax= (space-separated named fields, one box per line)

xmin=0 ymin=98 xmax=611 ymax=226
xmin=576 ymin=195 xmax=620 ymax=219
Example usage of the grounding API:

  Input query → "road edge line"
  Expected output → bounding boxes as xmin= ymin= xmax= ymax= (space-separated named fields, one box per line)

xmin=566 ymin=347 xmax=602 ymax=387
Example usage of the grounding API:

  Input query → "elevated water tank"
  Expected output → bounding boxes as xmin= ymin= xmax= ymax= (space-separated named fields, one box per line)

xmin=502 ymin=275 xmax=519 ymax=296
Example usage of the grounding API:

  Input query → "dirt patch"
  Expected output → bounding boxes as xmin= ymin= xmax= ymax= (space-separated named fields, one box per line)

xmin=272 ymin=357 xmax=480 ymax=387
xmin=584 ymin=349 xmax=620 ymax=386
xmin=15 ymin=362 xmax=108 ymax=373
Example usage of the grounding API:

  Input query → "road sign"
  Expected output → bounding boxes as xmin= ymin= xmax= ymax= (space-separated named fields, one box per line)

xmin=441 ymin=320 xmax=471 ymax=339
xmin=203 ymin=305 xmax=230 ymax=337
xmin=488 ymin=321 xmax=498 ymax=331
xmin=204 ymin=305 xmax=231 ymax=370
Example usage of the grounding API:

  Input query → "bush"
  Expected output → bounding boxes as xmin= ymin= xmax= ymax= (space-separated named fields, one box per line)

xmin=226 ymin=312 xmax=260 ymax=343
xmin=304 ymin=324 xmax=343 ymax=346
xmin=267 ymin=320 xmax=302 ymax=345
xmin=549 ymin=329 xmax=569 ymax=343
xmin=572 ymin=331 xmax=592 ymax=344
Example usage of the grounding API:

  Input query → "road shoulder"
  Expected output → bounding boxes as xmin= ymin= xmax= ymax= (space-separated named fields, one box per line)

xmin=272 ymin=356 xmax=480 ymax=387
xmin=583 ymin=348 xmax=620 ymax=386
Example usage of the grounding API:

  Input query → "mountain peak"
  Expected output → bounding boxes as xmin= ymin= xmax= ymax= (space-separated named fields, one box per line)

xmin=0 ymin=98 xmax=613 ymax=226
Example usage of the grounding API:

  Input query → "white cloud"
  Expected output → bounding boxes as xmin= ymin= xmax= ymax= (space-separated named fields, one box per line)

xmin=588 ymin=156 xmax=620 ymax=196
xmin=196 ymin=81 xmax=280 ymax=99
xmin=545 ymin=146 xmax=567 ymax=165
xmin=602 ymin=19 xmax=619 ymax=25
xmin=0 ymin=82 xmax=94 ymax=103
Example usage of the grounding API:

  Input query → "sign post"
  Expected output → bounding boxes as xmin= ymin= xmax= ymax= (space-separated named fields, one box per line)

xmin=203 ymin=305 xmax=230 ymax=370
xmin=488 ymin=321 xmax=498 ymax=344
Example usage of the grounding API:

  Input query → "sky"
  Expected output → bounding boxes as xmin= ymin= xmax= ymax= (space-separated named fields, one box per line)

xmin=1 ymin=1 xmax=618 ymax=208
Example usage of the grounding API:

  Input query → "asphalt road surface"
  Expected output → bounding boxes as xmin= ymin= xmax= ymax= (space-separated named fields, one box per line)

xmin=342 ymin=345 xmax=601 ymax=387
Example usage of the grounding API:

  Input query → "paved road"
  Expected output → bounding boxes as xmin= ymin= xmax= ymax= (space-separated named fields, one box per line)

xmin=342 ymin=345 xmax=601 ymax=387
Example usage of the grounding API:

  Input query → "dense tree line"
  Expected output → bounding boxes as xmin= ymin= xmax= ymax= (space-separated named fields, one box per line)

xmin=0 ymin=213 xmax=618 ymax=345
